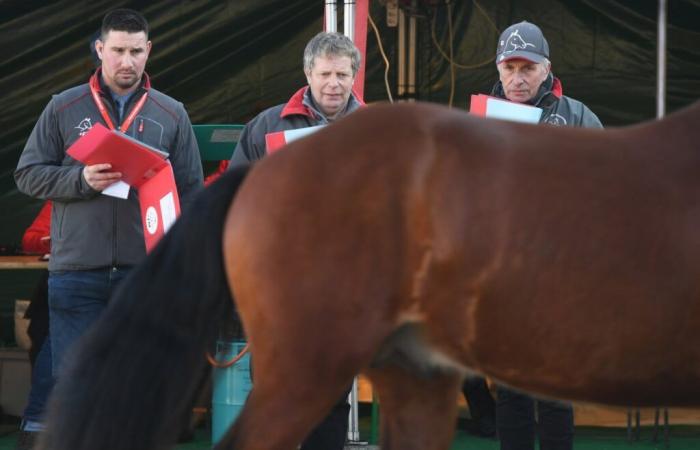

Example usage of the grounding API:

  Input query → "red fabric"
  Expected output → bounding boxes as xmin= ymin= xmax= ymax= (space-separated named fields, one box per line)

xmin=22 ymin=201 xmax=51 ymax=254
xmin=280 ymin=87 xmax=314 ymax=118
xmin=551 ymin=76 xmax=563 ymax=98
xmin=353 ymin=0 xmax=369 ymax=100
xmin=204 ymin=160 xmax=230 ymax=186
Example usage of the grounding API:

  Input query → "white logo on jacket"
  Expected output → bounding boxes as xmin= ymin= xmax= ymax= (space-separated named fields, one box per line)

xmin=75 ymin=117 xmax=93 ymax=136
xmin=544 ymin=114 xmax=567 ymax=126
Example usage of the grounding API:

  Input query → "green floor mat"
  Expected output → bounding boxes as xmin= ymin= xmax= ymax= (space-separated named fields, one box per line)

xmin=0 ymin=424 xmax=697 ymax=449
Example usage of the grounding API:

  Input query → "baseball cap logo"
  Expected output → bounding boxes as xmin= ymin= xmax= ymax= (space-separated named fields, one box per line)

xmin=501 ymin=30 xmax=535 ymax=57
xmin=496 ymin=21 xmax=549 ymax=64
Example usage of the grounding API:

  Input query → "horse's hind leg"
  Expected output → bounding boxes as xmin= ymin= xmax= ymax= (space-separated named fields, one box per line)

xmin=212 ymin=387 xmax=295 ymax=449
xmin=213 ymin=333 xmax=363 ymax=450
xmin=214 ymin=376 xmax=341 ymax=450
xmin=366 ymin=365 xmax=463 ymax=450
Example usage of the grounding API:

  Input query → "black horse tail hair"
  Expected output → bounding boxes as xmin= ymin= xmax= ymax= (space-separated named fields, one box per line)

xmin=43 ymin=165 xmax=251 ymax=450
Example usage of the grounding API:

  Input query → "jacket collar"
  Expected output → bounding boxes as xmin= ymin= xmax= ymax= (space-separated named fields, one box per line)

xmin=490 ymin=73 xmax=563 ymax=107
xmin=280 ymin=86 xmax=365 ymax=121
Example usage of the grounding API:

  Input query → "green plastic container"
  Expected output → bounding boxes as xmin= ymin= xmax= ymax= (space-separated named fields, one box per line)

xmin=211 ymin=340 xmax=252 ymax=444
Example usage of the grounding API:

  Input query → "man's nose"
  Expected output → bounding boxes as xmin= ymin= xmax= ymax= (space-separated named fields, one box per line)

xmin=119 ymin=54 xmax=134 ymax=68
xmin=327 ymin=75 xmax=340 ymax=86
xmin=511 ymin=72 xmax=525 ymax=84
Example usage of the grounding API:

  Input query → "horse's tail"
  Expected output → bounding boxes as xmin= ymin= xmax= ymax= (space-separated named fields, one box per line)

xmin=43 ymin=166 xmax=251 ymax=450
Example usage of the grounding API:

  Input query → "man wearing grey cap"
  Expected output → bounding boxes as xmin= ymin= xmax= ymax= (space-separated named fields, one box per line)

xmin=492 ymin=21 xmax=602 ymax=128
xmin=490 ymin=21 xmax=602 ymax=450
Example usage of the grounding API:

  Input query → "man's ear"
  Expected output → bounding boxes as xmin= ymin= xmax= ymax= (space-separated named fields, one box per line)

xmin=304 ymin=69 xmax=312 ymax=84
xmin=542 ymin=61 xmax=551 ymax=80
xmin=146 ymin=40 xmax=152 ymax=57
xmin=95 ymin=40 xmax=104 ymax=60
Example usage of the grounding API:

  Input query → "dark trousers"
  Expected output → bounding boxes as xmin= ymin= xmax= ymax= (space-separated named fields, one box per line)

xmin=22 ymin=339 xmax=53 ymax=426
xmin=21 ymin=270 xmax=54 ymax=429
xmin=300 ymin=385 xmax=351 ymax=450
xmin=462 ymin=376 xmax=496 ymax=436
xmin=496 ymin=387 xmax=573 ymax=450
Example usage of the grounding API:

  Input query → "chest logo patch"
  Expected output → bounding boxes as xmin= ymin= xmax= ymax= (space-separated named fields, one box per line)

xmin=544 ymin=114 xmax=567 ymax=126
xmin=75 ymin=117 xmax=93 ymax=136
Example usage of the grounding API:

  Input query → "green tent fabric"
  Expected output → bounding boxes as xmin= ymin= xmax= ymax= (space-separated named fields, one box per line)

xmin=1 ymin=0 xmax=699 ymax=246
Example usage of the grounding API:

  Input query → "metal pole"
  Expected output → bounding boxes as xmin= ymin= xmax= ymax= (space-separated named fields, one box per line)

xmin=407 ymin=0 xmax=417 ymax=102
xmin=345 ymin=1 xmax=359 ymax=441
xmin=656 ymin=0 xmax=667 ymax=119
xmin=326 ymin=0 xmax=337 ymax=32
xmin=347 ymin=377 xmax=364 ymax=442
xmin=397 ymin=8 xmax=406 ymax=99
xmin=344 ymin=0 xmax=356 ymax=42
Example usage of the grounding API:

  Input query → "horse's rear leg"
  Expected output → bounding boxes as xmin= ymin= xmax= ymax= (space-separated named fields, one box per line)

xmin=366 ymin=366 xmax=463 ymax=450
xmin=212 ymin=389 xmax=298 ymax=449
xmin=214 ymin=351 xmax=357 ymax=450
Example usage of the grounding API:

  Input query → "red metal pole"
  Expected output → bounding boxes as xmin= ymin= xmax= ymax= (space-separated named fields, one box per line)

xmin=353 ymin=0 xmax=369 ymax=100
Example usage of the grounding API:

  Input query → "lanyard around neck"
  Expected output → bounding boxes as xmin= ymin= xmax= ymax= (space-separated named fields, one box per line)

xmin=89 ymin=69 xmax=148 ymax=132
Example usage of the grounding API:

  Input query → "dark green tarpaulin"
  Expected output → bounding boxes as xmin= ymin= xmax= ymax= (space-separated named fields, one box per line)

xmin=1 ymin=0 xmax=700 ymax=245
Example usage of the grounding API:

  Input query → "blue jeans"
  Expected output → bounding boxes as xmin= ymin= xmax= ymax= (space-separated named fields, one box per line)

xmin=21 ymin=338 xmax=53 ymax=430
xmin=48 ymin=268 xmax=131 ymax=377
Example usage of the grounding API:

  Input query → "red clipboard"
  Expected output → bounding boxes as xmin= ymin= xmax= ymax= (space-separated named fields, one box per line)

xmin=67 ymin=123 xmax=169 ymax=188
xmin=264 ymin=131 xmax=288 ymax=154
xmin=264 ymin=125 xmax=325 ymax=153
xmin=469 ymin=94 xmax=489 ymax=116
xmin=138 ymin=163 xmax=181 ymax=252
xmin=469 ymin=94 xmax=543 ymax=123
xmin=67 ymin=123 xmax=181 ymax=252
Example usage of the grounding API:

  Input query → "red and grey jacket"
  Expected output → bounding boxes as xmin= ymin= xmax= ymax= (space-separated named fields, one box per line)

xmin=15 ymin=72 xmax=203 ymax=271
xmin=491 ymin=73 xmax=603 ymax=129
xmin=229 ymin=86 xmax=364 ymax=169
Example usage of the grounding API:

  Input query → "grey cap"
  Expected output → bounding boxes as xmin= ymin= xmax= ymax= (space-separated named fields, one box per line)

xmin=496 ymin=21 xmax=549 ymax=64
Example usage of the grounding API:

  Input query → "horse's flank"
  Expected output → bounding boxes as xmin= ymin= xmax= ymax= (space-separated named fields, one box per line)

xmin=226 ymin=101 xmax=700 ymax=411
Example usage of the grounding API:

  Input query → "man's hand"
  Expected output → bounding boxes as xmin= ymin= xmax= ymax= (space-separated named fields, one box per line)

xmin=83 ymin=163 xmax=122 ymax=191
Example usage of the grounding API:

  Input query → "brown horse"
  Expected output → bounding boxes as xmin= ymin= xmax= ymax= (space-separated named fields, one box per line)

xmin=44 ymin=101 xmax=700 ymax=450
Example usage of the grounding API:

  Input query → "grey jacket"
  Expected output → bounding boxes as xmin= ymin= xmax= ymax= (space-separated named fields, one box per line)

xmin=15 ymin=74 xmax=203 ymax=271
xmin=230 ymin=86 xmax=363 ymax=168
xmin=491 ymin=74 xmax=603 ymax=129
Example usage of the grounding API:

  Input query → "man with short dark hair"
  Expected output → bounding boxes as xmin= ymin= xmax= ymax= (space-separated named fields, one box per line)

xmin=229 ymin=31 xmax=364 ymax=450
xmin=489 ymin=20 xmax=602 ymax=450
xmin=14 ymin=10 xmax=202 ymax=448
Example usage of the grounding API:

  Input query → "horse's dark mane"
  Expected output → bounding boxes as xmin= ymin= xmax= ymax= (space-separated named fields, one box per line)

xmin=43 ymin=166 xmax=250 ymax=450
